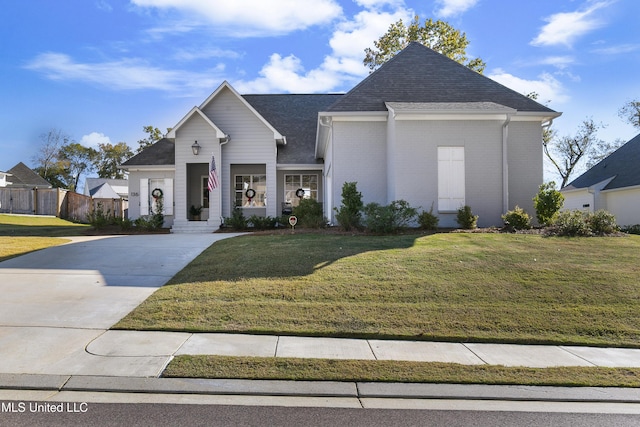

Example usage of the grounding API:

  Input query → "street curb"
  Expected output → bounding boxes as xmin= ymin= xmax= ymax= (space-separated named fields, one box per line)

xmin=2 ymin=374 xmax=640 ymax=403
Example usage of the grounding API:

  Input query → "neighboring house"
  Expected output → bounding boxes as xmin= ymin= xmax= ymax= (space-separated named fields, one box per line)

xmin=561 ymin=133 xmax=640 ymax=227
xmin=0 ymin=170 xmax=10 ymax=187
xmin=121 ymin=43 xmax=560 ymax=232
xmin=6 ymin=162 xmax=52 ymax=188
xmin=84 ymin=178 xmax=129 ymax=199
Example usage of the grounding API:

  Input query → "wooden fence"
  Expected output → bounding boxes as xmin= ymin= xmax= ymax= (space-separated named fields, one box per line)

xmin=0 ymin=187 xmax=127 ymax=223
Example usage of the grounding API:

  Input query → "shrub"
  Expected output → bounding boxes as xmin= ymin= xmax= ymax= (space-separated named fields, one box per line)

xmin=224 ymin=206 xmax=248 ymax=230
xmin=456 ymin=205 xmax=478 ymax=229
xmin=501 ymin=206 xmax=531 ymax=230
xmin=417 ymin=203 xmax=439 ymax=230
xmin=293 ymin=198 xmax=326 ymax=228
xmin=88 ymin=202 xmax=113 ymax=230
xmin=586 ymin=210 xmax=618 ymax=235
xmin=364 ymin=200 xmax=417 ymax=234
xmin=335 ymin=182 xmax=363 ymax=231
xmin=533 ymin=182 xmax=564 ymax=226
xmin=621 ymin=224 xmax=640 ymax=235
xmin=248 ymin=215 xmax=277 ymax=230
xmin=553 ymin=210 xmax=590 ymax=236
xmin=114 ymin=217 xmax=133 ymax=231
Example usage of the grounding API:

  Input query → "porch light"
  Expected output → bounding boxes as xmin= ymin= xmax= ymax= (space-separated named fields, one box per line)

xmin=191 ymin=141 xmax=201 ymax=155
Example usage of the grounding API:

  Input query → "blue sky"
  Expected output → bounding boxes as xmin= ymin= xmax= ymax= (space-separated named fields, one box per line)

xmin=1 ymin=0 xmax=639 ymax=183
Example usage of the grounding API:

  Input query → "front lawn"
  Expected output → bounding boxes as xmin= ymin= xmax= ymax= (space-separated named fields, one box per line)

xmin=115 ymin=232 xmax=640 ymax=348
xmin=0 ymin=214 xmax=89 ymax=237
xmin=0 ymin=214 xmax=89 ymax=261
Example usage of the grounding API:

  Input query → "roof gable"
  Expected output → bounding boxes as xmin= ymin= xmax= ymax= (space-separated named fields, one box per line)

xmin=565 ymin=133 xmax=640 ymax=191
xmin=166 ymin=106 xmax=227 ymax=139
xmin=7 ymin=162 xmax=52 ymax=188
xmin=328 ymin=42 xmax=557 ymax=115
xmin=194 ymin=81 xmax=285 ymax=142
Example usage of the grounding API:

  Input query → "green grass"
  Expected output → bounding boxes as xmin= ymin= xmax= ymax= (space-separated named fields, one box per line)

xmin=115 ymin=232 xmax=640 ymax=348
xmin=164 ymin=355 xmax=640 ymax=388
xmin=0 ymin=214 xmax=89 ymax=237
xmin=0 ymin=214 xmax=89 ymax=261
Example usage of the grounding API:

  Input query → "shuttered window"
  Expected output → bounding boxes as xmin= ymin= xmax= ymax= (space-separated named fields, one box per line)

xmin=438 ymin=147 xmax=465 ymax=212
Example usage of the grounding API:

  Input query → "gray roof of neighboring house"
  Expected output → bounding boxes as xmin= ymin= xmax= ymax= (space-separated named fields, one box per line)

xmin=90 ymin=182 xmax=121 ymax=199
xmin=564 ymin=133 xmax=640 ymax=191
xmin=6 ymin=162 xmax=52 ymax=188
xmin=121 ymin=138 xmax=175 ymax=167
xmin=327 ymin=42 xmax=557 ymax=114
xmin=243 ymin=94 xmax=343 ymax=164
xmin=84 ymin=178 xmax=128 ymax=197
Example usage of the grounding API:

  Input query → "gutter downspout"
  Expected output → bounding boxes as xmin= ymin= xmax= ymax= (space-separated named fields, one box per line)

xmin=218 ymin=135 xmax=230 ymax=227
xmin=502 ymin=114 xmax=512 ymax=214
xmin=318 ymin=116 xmax=332 ymax=222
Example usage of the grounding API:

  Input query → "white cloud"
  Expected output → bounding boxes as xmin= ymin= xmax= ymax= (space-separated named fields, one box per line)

xmin=488 ymin=69 xmax=569 ymax=105
xmin=530 ymin=1 xmax=612 ymax=47
xmin=131 ymin=0 xmax=343 ymax=37
xmin=25 ymin=52 xmax=223 ymax=96
xmin=80 ymin=132 xmax=112 ymax=148
xmin=434 ymin=0 xmax=479 ymax=18
xmin=234 ymin=7 xmax=412 ymax=93
xmin=590 ymin=43 xmax=640 ymax=55
xmin=538 ymin=56 xmax=575 ymax=70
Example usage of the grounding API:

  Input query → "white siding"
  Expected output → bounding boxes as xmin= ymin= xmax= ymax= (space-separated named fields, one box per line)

xmin=604 ymin=187 xmax=640 ymax=226
xmin=392 ymin=120 xmax=503 ymax=227
xmin=201 ymin=87 xmax=278 ymax=217
xmin=331 ymin=121 xmax=387 ymax=219
xmin=561 ymin=189 xmax=594 ymax=213
xmin=508 ymin=122 xmax=544 ymax=217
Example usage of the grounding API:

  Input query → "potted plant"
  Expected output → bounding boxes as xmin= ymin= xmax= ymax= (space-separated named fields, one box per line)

xmin=190 ymin=205 xmax=203 ymax=221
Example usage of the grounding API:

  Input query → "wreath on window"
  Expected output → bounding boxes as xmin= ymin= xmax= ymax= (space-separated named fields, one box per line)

xmin=245 ymin=188 xmax=256 ymax=199
xmin=295 ymin=188 xmax=305 ymax=198
xmin=151 ymin=188 xmax=163 ymax=199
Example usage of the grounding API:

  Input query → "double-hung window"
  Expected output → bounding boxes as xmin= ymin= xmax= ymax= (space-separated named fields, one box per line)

xmin=284 ymin=174 xmax=318 ymax=206
xmin=437 ymin=146 xmax=465 ymax=212
xmin=235 ymin=175 xmax=266 ymax=207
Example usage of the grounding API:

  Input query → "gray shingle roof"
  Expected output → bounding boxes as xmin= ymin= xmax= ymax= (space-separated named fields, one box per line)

xmin=7 ymin=162 xmax=52 ymax=188
xmin=243 ymin=94 xmax=343 ymax=164
xmin=328 ymin=42 xmax=557 ymax=114
xmin=564 ymin=133 xmax=640 ymax=191
xmin=121 ymin=138 xmax=175 ymax=167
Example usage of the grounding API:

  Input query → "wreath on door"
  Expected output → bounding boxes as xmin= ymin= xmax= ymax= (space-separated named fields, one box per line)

xmin=151 ymin=188 xmax=163 ymax=199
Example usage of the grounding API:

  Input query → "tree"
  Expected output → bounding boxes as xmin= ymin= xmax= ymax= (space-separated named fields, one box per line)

xmin=136 ymin=125 xmax=168 ymax=153
xmin=58 ymin=142 xmax=98 ymax=192
xmin=618 ymin=99 xmax=640 ymax=129
xmin=32 ymin=128 xmax=70 ymax=185
xmin=363 ymin=16 xmax=486 ymax=73
xmin=543 ymin=119 xmax=606 ymax=188
xmin=95 ymin=142 xmax=133 ymax=179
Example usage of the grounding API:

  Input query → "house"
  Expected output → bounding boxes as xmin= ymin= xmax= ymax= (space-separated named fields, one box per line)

xmin=121 ymin=42 xmax=560 ymax=232
xmin=84 ymin=178 xmax=129 ymax=200
xmin=5 ymin=162 xmax=52 ymax=188
xmin=561 ymin=133 xmax=640 ymax=227
xmin=0 ymin=170 xmax=10 ymax=187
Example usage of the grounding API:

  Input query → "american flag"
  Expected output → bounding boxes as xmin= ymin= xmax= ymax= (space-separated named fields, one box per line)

xmin=207 ymin=154 xmax=219 ymax=191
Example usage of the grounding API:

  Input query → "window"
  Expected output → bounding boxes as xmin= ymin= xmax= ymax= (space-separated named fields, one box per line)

xmin=235 ymin=175 xmax=266 ymax=207
xmin=201 ymin=176 xmax=209 ymax=209
xmin=438 ymin=147 xmax=465 ymax=212
xmin=285 ymin=174 xmax=318 ymax=206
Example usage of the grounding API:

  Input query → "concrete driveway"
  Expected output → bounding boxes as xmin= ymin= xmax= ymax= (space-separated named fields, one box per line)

xmin=0 ymin=233 xmax=241 ymax=376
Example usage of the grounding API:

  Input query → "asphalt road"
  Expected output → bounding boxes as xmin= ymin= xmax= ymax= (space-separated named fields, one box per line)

xmin=2 ymin=403 xmax=640 ymax=427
